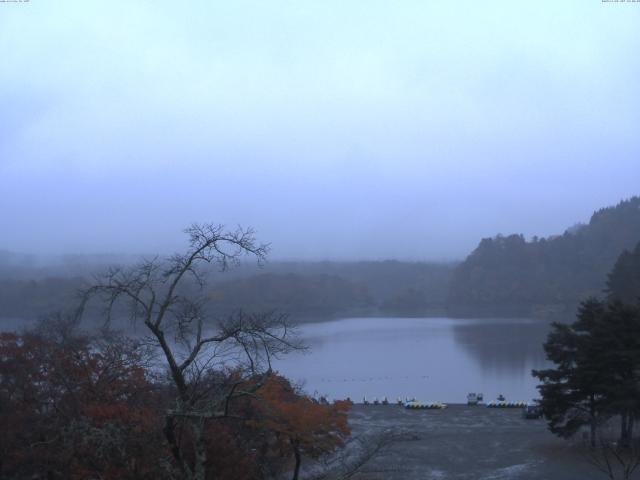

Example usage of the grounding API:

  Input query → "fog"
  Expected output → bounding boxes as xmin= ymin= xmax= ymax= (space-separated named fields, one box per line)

xmin=1 ymin=1 xmax=639 ymax=260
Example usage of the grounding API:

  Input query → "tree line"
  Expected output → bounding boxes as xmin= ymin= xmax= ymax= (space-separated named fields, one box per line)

xmin=0 ymin=260 xmax=455 ymax=325
xmin=448 ymin=197 xmax=640 ymax=317
xmin=3 ymin=197 xmax=639 ymax=324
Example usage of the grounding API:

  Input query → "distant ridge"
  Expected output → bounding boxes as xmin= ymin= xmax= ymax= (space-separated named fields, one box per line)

xmin=447 ymin=196 xmax=640 ymax=318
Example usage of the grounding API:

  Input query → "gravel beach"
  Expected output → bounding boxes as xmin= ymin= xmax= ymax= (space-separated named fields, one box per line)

xmin=347 ymin=404 xmax=609 ymax=480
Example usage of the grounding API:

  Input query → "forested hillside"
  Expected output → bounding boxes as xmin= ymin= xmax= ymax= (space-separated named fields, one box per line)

xmin=3 ymin=197 xmax=638 ymax=325
xmin=606 ymin=240 xmax=640 ymax=304
xmin=0 ymin=260 xmax=455 ymax=326
xmin=206 ymin=273 xmax=373 ymax=319
xmin=447 ymin=197 xmax=640 ymax=317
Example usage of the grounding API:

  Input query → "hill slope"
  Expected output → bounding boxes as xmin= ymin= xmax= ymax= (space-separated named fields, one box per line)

xmin=447 ymin=197 xmax=640 ymax=317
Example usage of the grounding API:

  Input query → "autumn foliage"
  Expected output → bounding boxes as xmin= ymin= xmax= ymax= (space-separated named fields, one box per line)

xmin=243 ymin=375 xmax=351 ymax=479
xmin=0 ymin=330 xmax=351 ymax=480
xmin=0 ymin=330 xmax=164 ymax=479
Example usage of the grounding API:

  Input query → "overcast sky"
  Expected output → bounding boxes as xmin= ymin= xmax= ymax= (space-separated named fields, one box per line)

xmin=1 ymin=1 xmax=639 ymax=260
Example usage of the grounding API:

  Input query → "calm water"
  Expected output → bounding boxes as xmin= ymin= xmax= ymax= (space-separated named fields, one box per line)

xmin=274 ymin=317 xmax=551 ymax=404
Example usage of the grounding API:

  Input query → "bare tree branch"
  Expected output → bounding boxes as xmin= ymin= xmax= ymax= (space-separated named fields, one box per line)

xmin=76 ymin=223 xmax=299 ymax=480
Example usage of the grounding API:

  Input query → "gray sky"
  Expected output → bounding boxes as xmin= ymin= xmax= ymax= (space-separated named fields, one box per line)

xmin=1 ymin=1 xmax=639 ymax=260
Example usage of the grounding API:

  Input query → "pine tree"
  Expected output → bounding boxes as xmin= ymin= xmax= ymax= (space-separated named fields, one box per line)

xmin=607 ymin=241 xmax=640 ymax=305
xmin=533 ymin=298 xmax=640 ymax=447
xmin=533 ymin=299 xmax=609 ymax=447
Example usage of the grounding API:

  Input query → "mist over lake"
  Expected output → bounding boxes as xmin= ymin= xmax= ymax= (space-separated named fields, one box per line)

xmin=275 ymin=317 xmax=550 ymax=404
xmin=2 ymin=1 xmax=639 ymax=477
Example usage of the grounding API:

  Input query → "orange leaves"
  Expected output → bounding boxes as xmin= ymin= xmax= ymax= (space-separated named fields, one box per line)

xmin=252 ymin=374 xmax=351 ymax=459
xmin=1 ymin=333 xmax=352 ymax=480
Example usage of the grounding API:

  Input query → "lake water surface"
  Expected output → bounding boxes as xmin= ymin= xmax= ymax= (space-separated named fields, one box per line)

xmin=274 ymin=317 xmax=551 ymax=404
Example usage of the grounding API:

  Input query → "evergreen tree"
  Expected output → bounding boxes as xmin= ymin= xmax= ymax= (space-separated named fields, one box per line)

xmin=607 ymin=241 xmax=640 ymax=305
xmin=593 ymin=302 xmax=640 ymax=446
xmin=533 ymin=299 xmax=640 ymax=447
xmin=533 ymin=299 xmax=609 ymax=447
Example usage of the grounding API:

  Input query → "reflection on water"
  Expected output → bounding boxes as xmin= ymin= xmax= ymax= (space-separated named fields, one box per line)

xmin=273 ymin=317 xmax=551 ymax=404
xmin=452 ymin=320 xmax=549 ymax=376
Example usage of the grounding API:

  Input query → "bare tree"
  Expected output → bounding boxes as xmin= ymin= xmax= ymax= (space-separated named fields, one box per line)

xmin=585 ymin=428 xmax=640 ymax=480
xmin=78 ymin=223 xmax=302 ymax=480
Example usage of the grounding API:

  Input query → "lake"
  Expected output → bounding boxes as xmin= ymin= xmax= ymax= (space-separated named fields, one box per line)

xmin=273 ymin=317 xmax=552 ymax=404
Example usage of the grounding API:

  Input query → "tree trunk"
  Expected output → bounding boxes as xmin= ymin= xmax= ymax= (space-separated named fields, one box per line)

xmin=193 ymin=418 xmax=207 ymax=480
xmin=291 ymin=440 xmax=301 ymax=480
xmin=620 ymin=413 xmax=631 ymax=448
xmin=164 ymin=415 xmax=192 ymax=478
xmin=590 ymin=398 xmax=597 ymax=448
